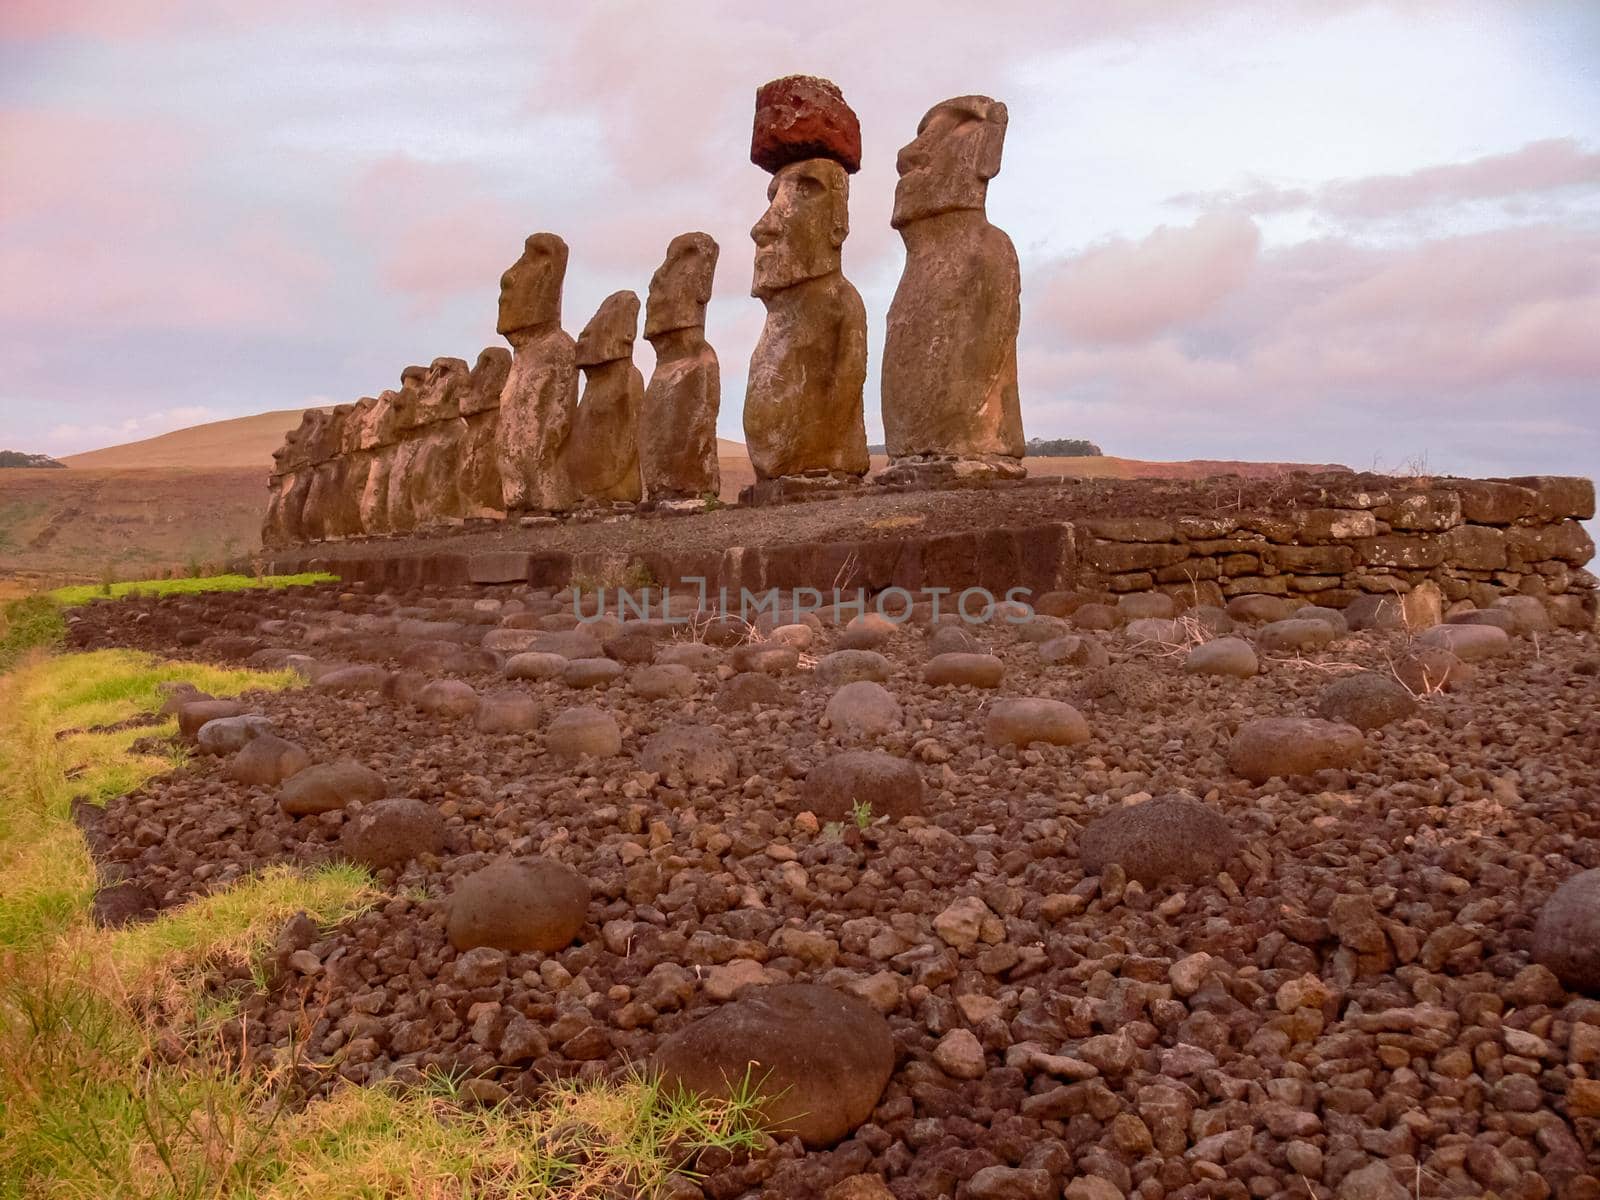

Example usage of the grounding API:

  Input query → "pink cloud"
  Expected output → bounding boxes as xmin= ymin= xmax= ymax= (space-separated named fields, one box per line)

xmin=0 ymin=109 xmax=191 ymax=228
xmin=1179 ymin=138 xmax=1600 ymax=219
xmin=1030 ymin=213 xmax=1261 ymax=343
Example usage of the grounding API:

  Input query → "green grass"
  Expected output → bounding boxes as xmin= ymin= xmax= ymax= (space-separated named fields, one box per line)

xmin=47 ymin=572 xmax=337 ymax=608
xmin=0 ymin=649 xmax=767 ymax=1198
xmin=0 ymin=595 xmax=68 ymax=673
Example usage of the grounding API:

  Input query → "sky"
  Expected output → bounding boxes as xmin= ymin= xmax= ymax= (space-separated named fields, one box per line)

xmin=1 ymin=0 xmax=1598 ymax=483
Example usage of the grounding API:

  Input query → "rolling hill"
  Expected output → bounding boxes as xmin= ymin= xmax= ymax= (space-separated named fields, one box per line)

xmin=61 ymin=408 xmax=328 ymax=471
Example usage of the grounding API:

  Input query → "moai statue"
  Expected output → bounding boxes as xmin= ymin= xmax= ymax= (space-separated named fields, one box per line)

xmin=358 ymin=390 xmax=401 ymax=535
xmin=384 ymin=365 xmax=430 ymax=533
xmin=496 ymin=233 xmax=578 ymax=513
xmin=639 ymin=232 xmax=721 ymax=503
xmin=405 ymin=356 xmax=470 ymax=526
xmin=309 ymin=404 xmax=361 ymax=540
xmin=296 ymin=409 xmax=342 ymax=542
xmin=458 ymin=348 xmax=510 ymax=519
xmin=880 ymin=95 xmax=1024 ymax=483
xmin=263 ymin=413 xmax=316 ymax=548
xmin=743 ymin=76 xmax=868 ymax=492
xmin=341 ymin=396 xmax=379 ymax=535
xmin=564 ymin=290 xmax=644 ymax=504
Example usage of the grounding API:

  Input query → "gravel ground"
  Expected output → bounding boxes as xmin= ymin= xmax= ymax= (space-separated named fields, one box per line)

xmin=68 ymin=585 xmax=1600 ymax=1200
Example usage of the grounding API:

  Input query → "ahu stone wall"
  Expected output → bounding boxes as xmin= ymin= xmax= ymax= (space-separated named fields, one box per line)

xmin=293 ymin=474 xmax=1596 ymax=628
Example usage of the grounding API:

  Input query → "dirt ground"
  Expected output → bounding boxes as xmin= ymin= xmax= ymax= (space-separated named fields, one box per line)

xmin=63 ymin=580 xmax=1600 ymax=1199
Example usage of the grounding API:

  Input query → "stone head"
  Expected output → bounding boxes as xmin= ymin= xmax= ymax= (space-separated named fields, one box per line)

xmin=395 ymin=365 xmax=428 ymax=431
xmin=421 ymin=357 xmax=469 ymax=422
xmin=350 ymin=397 xmax=379 ymax=450
xmin=497 ymin=233 xmax=569 ymax=340
xmin=461 ymin=347 xmax=512 ymax=416
xmin=332 ymin=403 xmax=360 ymax=455
xmin=892 ymin=95 xmax=1008 ymax=229
xmin=576 ymin=290 xmax=641 ymax=368
xmin=644 ymin=232 xmax=719 ymax=339
xmin=303 ymin=408 xmax=339 ymax=464
xmin=367 ymin=390 xmax=402 ymax=448
xmin=751 ymin=157 xmax=849 ymax=299
xmin=274 ymin=412 xmax=315 ymax=473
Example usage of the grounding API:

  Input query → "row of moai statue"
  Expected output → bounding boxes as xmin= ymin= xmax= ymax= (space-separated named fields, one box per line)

xmin=264 ymin=76 xmax=1023 ymax=547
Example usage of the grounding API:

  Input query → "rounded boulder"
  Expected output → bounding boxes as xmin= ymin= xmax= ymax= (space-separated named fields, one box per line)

xmin=1256 ymin=618 xmax=1338 ymax=654
xmin=446 ymin=857 xmax=590 ymax=953
xmin=824 ymin=681 xmax=902 ymax=739
xmin=923 ymin=653 xmax=1005 ymax=688
xmin=984 ymin=698 xmax=1089 ymax=748
xmin=1184 ymin=637 xmax=1258 ymax=679
xmin=1228 ymin=717 xmax=1365 ymax=783
xmin=652 ymin=984 xmax=894 ymax=1148
xmin=801 ymin=751 xmax=925 ymax=822
xmin=545 ymin=707 xmax=622 ymax=759
xmin=630 ymin=663 xmax=700 ymax=700
xmin=1315 ymin=672 xmax=1418 ymax=731
xmin=641 ymin=725 xmax=737 ymax=785
xmin=341 ymin=797 xmax=446 ymax=869
xmin=226 ymin=735 xmax=311 ymax=787
xmin=1532 ymin=868 xmax=1600 ymax=996
xmin=1080 ymin=794 xmax=1240 ymax=886
xmin=475 ymin=692 xmax=540 ymax=734
xmin=417 ymin=679 xmax=480 ymax=718
xmin=279 ymin=759 xmax=386 ymax=816
xmin=816 ymin=650 xmax=891 ymax=687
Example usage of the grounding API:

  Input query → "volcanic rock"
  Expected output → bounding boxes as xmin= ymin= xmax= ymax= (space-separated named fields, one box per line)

xmin=1315 ymin=672 xmax=1418 ymax=731
xmin=751 ymin=75 xmax=862 ymax=173
xmin=924 ymin=653 xmax=1004 ymax=688
xmin=1228 ymin=717 xmax=1365 ymax=783
xmin=279 ymin=759 xmax=386 ymax=816
xmin=640 ymin=725 xmax=737 ymax=785
xmin=446 ymin=857 xmax=590 ymax=953
xmin=1184 ymin=638 xmax=1258 ymax=678
xmin=801 ymin=751 xmax=925 ymax=822
xmin=226 ymin=734 xmax=311 ymax=787
xmin=984 ymin=698 xmax=1089 ymax=747
xmin=1079 ymin=793 xmax=1240 ymax=886
xmin=1532 ymin=868 xmax=1600 ymax=996
xmin=341 ymin=797 xmax=446 ymax=870
xmin=652 ymin=984 xmax=893 ymax=1148
xmin=545 ymin=707 xmax=622 ymax=759
xmin=824 ymin=681 xmax=902 ymax=739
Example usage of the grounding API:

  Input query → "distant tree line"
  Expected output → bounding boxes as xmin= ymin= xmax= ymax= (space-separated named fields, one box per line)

xmin=865 ymin=438 xmax=1104 ymax=457
xmin=0 ymin=451 xmax=66 ymax=469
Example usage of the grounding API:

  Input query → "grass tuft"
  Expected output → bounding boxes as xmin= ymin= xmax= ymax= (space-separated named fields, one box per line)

xmin=47 ymin=572 xmax=336 ymax=609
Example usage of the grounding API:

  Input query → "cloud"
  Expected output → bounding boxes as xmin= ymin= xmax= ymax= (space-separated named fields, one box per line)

xmin=1022 ymin=221 xmax=1600 ymax=468
xmin=1030 ymin=213 xmax=1261 ymax=343
xmin=1176 ymin=137 xmax=1600 ymax=219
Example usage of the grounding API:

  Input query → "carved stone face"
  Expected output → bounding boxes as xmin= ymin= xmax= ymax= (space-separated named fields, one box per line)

xmin=333 ymin=404 xmax=360 ymax=455
xmin=395 ymin=366 xmax=428 ymax=431
xmin=891 ymin=96 xmax=1008 ymax=229
xmin=644 ymin=232 xmax=718 ymax=339
xmin=497 ymin=233 xmax=569 ymax=338
xmin=461 ymin=347 xmax=511 ymax=416
xmin=273 ymin=415 xmax=311 ymax=472
xmin=576 ymin=290 xmax=640 ymax=367
xmin=751 ymin=158 xmax=848 ymax=299
xmin=302 ymin=409 xmax=339 ymax=463
xmin=364 ymin=391 xmax=401 ymax=449
xmin=349 ymin=398 xmax=378 ymax=450
xmin=421 ymin=357 xmax=469 ymax=422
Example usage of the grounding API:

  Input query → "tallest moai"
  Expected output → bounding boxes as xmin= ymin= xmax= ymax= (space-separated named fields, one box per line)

xmin=879 ymin=95 xmax=1024 ymax=484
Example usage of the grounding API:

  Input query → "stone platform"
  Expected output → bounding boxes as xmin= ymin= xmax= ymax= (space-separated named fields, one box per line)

xmin=267 ymin=472 xmax=1598 ymax=626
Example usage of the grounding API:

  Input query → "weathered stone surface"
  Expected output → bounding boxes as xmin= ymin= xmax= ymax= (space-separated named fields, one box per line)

xmin=640 ymin=725 xmax=737 ymax=785
xmin=824 ymin=680 xmax=903 ymax=739
xmin=653 ymin=984 xmax=894 ymax=1147
xmin=195 ymin=714 xmax=274 ymax=756
xmin=468 ymin=552 xmax=531 ymax=586
xmin=985 ymin=697 xmax=1089 ymax=747
xmin=545 ymin=706 xmax=622 ymax=759
xmin=566 ymin=290 xmax=643 ymax=503
xmin=1080 ymin=794 xmax=1240 ymax=886
xmin=816 ymin=649 xmax=892 ymax=686
xmin=446 ymin=857 xmax=589 ymax=953
xmin=744 ymin=158 xmax=868 ymax=482
xmin=1315 ymin=672 xmax=1418 ymax=730
xmin=226 ymin=734 xmax=311 ymax=787
xmin=475 ymin=692 xmax=540 ymax=734
xmin=1417 ymin=622 xmax=1511 ymax=661
xmin=1533 ymin=869 xmax=1600 ymax=995
xmin=880 ymin=96 xmax=1022 ymax=470
xmin=1257 ymin=617 xmax=1338 ymax=653
xmin=403 ymin=357 xmax=470 ymax=526
xmin=341 ymin=797 xmax=445 ymax=869
xmin=279 ymin=759 xmax=386 ymax=816
xmin=1039 ymin=635 xmax=1111 ymax=669
xmin=1184 ymin=637 xmax=1258 ymax=678
xmin=1225 ymin=594 xmax=1292 ymax=624
xmin=923 ymin=652 xmax=1005 ymax=688
xmin=1393 ymin=647 xmax=1475 ymax=694
xmin=801 ymin=751 xmax=925 ymax=821
xmin=504 ymin=652 xmax=568 ymax=681
xmin=630 ymin=663 xmax=699 ymax=700
xmin=178 ymin=699 xmax=247 ymax=740
xmin=1228 ymin=718 xmax=1365 ymax=783
xmin=751 ymin=74 xmax=861 ymax=174
xmin=496 ymin=233 xmax=578 ymax=513
xmin=416 ymin=679 xmax=480 ymax=719
xmin=459 ymin=348 xmax=510 ymax=518
xmin=640 ymin=233 xmax=720 ymax=501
